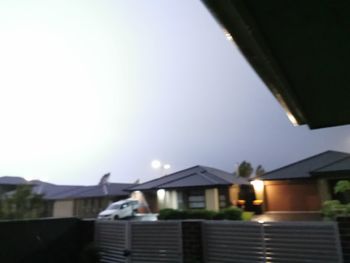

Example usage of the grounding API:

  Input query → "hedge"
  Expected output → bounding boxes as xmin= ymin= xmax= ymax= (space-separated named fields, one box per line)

xmin=158 ymin=207 xmax=242 ymax=220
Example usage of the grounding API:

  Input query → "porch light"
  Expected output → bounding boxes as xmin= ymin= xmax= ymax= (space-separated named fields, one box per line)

xmin=253 ymin=200 xmax=263 ymax=205
xmin=157 ymin=189 xmax=165 ymax=200
xmin=251 ymin=179 xmax=264 ymax=192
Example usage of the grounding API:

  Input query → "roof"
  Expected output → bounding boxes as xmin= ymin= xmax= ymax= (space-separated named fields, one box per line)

xmin=261 ymin=150 xmax=350 ymax=180
xmin=31 ymin=181 xmax=134 ymax=200
xmin=312 ymin=156 xmax=350 ymax=174
xmin=0 ymin=176 xmax=28 ymax=185
xmin=128 ymin=165 xmax=249 ymax=191
xmin=202 ymin=0 xmax=350 ymax=129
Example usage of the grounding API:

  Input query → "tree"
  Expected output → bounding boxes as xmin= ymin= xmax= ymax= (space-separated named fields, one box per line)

xmin=235 ymin=161 xmax=265 ymax=179
xmin=0 ymin=185 xmax=45 ymax=219
xmin=255 ymin=165 xmax=265 ymax=178
xmin=236 ymin=161 xmax=253 ymax=178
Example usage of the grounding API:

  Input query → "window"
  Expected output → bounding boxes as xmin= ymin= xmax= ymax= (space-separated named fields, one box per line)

xmin=219 ymin=188 xmax=229 ymax=208
xmin=187 ymin=190 xmax=205 ymax=209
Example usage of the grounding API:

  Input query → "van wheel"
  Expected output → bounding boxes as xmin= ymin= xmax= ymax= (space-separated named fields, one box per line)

xmin=114 ymin=215 xmax=119 ymax=220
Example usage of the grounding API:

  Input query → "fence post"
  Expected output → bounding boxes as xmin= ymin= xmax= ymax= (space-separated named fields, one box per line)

xmin=182 ymin=220 xmax=203 ymax=263
xmin=261 ymin=222 xmax=266 ymax=263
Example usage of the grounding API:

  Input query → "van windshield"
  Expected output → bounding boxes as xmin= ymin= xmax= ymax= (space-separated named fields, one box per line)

xmin=107 ymin=204 xmax=121 ymax=210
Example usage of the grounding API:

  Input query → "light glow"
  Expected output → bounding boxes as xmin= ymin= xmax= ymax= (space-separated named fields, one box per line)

xmin=157 ymin=189 xmax=166 ymax=200
xmin=151 ymin=160 xmax=162 ymax=169
xmin=251 ymin=179 xmax=264 ymax=192
xmin=163 ymin=164 xmax=171 ymax=170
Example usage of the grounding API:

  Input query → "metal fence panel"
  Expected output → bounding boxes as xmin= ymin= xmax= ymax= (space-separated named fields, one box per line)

xmin=263 ymin=221 xmax=343 ymax=263
xmin=203 ymin=221 xmax=265 ymax=263
xmin=130 ymin=221 xmax=183 ymax=263
xmin=95 ymin=221 xmax=129 ymax=263
xmin=203 ymin=221 xmax=343 ymax=263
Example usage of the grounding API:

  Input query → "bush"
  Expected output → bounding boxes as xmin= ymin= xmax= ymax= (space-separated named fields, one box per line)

xmin=334 ymin=180 xmax=350 ymax=194
xmin=158 ymin=207 xmax=242 ymax=220
xmin=183 ymin=210 xmax=216 ymax=220
xmin=220 ymin=207 xmax=242 ymax=220
xmin=242 ymin=211 xmax=254 ymax=221
xmin=322 ymin=200 xmax=348 ymax=219
xmin=158 ymin=209 xmax=184 ymax=220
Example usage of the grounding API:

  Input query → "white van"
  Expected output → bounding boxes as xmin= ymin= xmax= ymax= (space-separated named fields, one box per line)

xmin=97 ymin=199 xmax=140 ymax=220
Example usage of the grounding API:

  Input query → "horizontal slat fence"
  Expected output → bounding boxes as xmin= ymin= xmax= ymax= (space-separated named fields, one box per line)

xmin=264 ymin=222 xmax=342 ymax=263
xmin=203 ymin=221 xmax=343 ymax=263
xmin=203 ymin=221 xmax=264 ymax=263
xmin=95 ymin=221 xmax=128 ymax=263
xmin=130 ymin=221 xmax=182 ymax=263
xmin=95 ymin=221 xmax=182 ymax=263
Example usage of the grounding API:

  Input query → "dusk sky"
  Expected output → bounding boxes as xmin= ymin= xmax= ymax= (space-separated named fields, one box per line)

xmin=1 ymin=0 xmax=350 ymax=185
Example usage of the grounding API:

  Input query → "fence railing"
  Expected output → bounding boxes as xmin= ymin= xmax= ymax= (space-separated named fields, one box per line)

xmin=203 ymin=221 xmax=343 ymax=263
xmin=95 ymin=220 xmax=343 ymax=263
xmin=95 ymin=221 xmax=182 ymax=263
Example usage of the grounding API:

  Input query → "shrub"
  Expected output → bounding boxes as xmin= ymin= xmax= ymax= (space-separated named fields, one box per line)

xmin=334 ymin=180 xmax=350 ymax=194
xmin=212 ymin=211 xmax=225 ymax=220
xmin=242 ymin=211 xmax=254 ymax=221
xmin=322 ymin=200 xmax=348 ymax=219
xmin=220 ymin=207 xmax=242 ymax=220
xmin=158 ymin=209 xmax=184 ymax=220
xmin=183 ymin=210 xmax=216 ymax=220
xmin=158 ymin=207 xmax=242 ymax=220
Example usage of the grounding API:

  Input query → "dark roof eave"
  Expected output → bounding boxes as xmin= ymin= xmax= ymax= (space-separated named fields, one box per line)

xmin=201 ymin=0 xmax=307 ymax=127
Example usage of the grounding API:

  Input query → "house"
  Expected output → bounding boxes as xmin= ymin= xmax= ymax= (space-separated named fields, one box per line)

xmin=32 ymin=181 xmax=135 ymax=218
xmin=0 ymin=176 xmax=28 ymax=195
xmin=127 ymin=165 xmax=250 ymax=212
xmin=258 ymin=150 xmax=350 ymax=212
xmin=0 ymin=177 xmax=135 ymax=219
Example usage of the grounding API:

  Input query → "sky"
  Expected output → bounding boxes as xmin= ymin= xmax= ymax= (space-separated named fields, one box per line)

xmin=0 ymin=0 xmax=350 ymax=185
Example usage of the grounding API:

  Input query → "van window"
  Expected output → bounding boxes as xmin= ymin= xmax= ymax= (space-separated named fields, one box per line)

xmin=107 ymin=204 xmax=121 ymax=210
xmin=121 ymin=203 xmax=129 ymax=209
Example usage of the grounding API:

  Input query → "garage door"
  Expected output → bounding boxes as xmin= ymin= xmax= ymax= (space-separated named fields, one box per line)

xmin=265 ymin=181 xmax=321 ymax=211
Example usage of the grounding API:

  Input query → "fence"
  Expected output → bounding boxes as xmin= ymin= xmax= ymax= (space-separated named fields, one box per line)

xmin=95 ymin=221 xmax=183 ymax=263
xmin=203 ymin=221 xmax=343 ymax=263
xmin=95 ymin=220 xmax=343 ymax=263
xmin=0 ymin=218 xmax=94 ymax=263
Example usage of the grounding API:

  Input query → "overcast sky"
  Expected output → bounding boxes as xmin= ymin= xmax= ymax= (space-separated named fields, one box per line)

xmin=0 ymin=0 xmax=350 ymax=185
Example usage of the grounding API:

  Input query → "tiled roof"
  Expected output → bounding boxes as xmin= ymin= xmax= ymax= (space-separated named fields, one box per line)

xmin=261 ymin=150 xmax=350 ymax=180
xmin=31 ymin=180 xmax=134 ymax=200
xmin=0 ymin=176 xmax=28 ymax=185
xmin=312 ymin=156 xmax=350 ymax=174
xmin=128 ymin=165 xmax=249 ymax=191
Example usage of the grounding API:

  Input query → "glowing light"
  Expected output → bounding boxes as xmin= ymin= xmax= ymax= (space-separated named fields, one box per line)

xmin=286 ymin=112 xmax=299 ymax=126
xmin=223 ymin=29 xmax=233 ymax=41
xmin=251 ymin=179 xmax=264 ymax=192
xmin=163 ymin=164 xmax=171 ymax=170
xmin=151 ymin=160 xmax=162 ymax=169
xmin=157 ymin=189 xmax=165 ymax=200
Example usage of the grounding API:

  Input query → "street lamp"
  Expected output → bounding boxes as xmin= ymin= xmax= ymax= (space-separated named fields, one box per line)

xmin=151 ymin=159 xmax=171 ymax=176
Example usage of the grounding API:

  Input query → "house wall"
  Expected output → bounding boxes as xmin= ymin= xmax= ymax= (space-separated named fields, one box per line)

xmin=205 ymin=188 xmax=219 ymax=211
xmin=73 ymin=197 xmax=112 ymax=218
xmin=143 ymin=192 xmax=158 ymax=212
xmin=53 ymin=200 xmax=74 ymax=217
xmin=165 ymin=190 xmax=178 ymax=209
xmin=264 ymin=180 xmax=321 ymax=211
xmin=229 ymin=185 xmax=239 ymax=206
xmin=317 ymin=179 xmax=331 ymax=203
xmin=157 ymin=190 xmax=178 ymax=210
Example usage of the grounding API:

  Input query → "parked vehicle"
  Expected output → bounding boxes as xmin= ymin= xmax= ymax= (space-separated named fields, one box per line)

xmin=98 ymin=199 xmax=140 ymax=220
